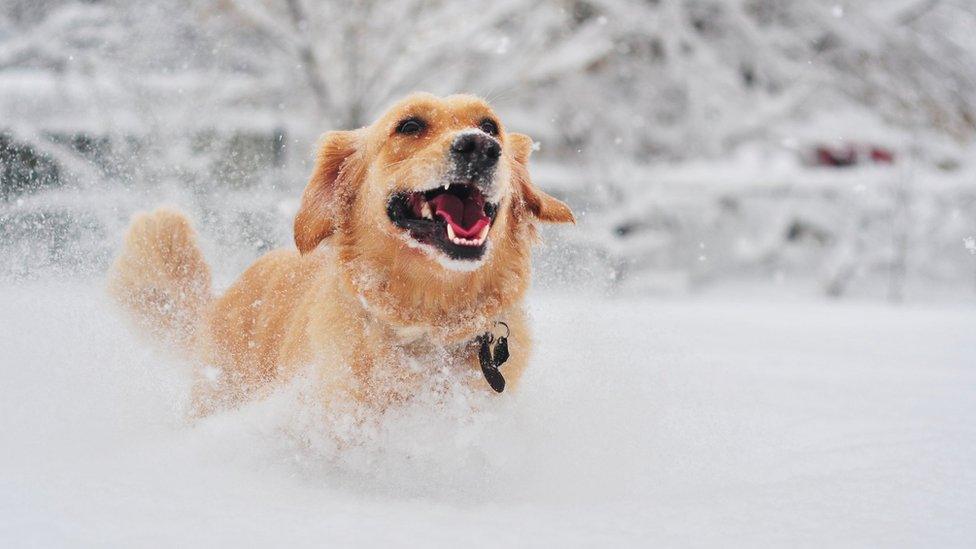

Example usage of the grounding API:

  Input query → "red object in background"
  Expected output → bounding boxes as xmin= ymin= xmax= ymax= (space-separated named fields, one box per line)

xmin=870 ymin=147 xmax=895 ymax=163
xmin=814 ymin=144 xmax=895 ymax=167
xmin=816 ymin=145 xmax=857 ymax=167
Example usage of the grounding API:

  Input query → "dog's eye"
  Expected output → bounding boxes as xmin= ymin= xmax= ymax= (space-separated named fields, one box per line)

xmin=479 ymin=119 xmax=499 ymax=136
xmin=395 ymin=117 xmax=426 ymax=135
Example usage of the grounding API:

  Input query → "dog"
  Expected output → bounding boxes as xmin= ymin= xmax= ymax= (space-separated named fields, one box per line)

xmin=109 ymin=93 xmax=574 ymax=416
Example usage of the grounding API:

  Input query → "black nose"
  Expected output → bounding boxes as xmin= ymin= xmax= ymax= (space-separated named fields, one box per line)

xmin=451 ymin=133 xmax=500 ymax=174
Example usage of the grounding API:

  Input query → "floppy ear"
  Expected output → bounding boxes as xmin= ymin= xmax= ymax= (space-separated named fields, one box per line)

xmin=294 ymin=130 xmax=362 ymax=254
xmin=509 ymin=133 xmax=575 ymax=224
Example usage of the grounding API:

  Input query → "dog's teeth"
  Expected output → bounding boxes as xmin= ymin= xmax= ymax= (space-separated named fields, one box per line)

xmin=420 ymin=202 xmax=432 ymax=220
xmin=445 ymin=224 xmax=488 ymax=247
xmin=443 ymin=182 xmax=450 ymax=191
xmin=478 ymin=224 xmax=490 ymax=242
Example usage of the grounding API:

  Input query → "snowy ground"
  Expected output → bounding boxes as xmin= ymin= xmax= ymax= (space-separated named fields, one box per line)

xmin=1 ymin=280 xmax=974 ymax=547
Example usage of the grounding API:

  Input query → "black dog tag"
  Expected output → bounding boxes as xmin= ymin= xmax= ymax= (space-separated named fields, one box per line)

xmin=492 ymin=336 xmax=509 ymax=367
xmin=478 ymin=334 xmax=506 ymax=393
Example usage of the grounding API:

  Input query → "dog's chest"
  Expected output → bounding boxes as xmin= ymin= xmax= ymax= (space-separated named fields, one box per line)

xmin=380 ymin=335 xmax=480 ymax=390
xmin=398 ymin=335 xmax=472 ymax=371
xmin=391 ymin=323 xmax=430 ymax=343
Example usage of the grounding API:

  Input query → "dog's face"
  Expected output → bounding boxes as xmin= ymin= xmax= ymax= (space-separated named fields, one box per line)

xmin=294 ymin=93 xmax=573 ymax=266
xmin=293 ymin=93 xmax=573 ymax=333
xmin=380 ymin=103 xmax=510 ymax=266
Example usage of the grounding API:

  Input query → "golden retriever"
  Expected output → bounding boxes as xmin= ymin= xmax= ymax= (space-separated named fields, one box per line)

xmin=109 ymin=93 xmax=574 ymax=416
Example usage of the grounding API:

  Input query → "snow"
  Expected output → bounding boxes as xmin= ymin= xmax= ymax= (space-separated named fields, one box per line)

xmin=3 ymin=2 xmax=976 ymax=543
xmin=1 ymin=280 xmax=973 ymax=547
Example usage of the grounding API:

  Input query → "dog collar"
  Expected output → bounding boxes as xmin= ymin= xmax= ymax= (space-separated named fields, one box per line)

xmin=475 ymin=321 xmax=510 ymax=393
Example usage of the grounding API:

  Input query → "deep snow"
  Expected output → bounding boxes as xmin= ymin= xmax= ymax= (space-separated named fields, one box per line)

xmin=1 ymin=281 xmax=974 ymax=547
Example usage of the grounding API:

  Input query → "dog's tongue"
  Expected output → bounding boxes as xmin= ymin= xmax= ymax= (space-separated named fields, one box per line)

xmin=430 ymin=193 xmax=489 ymax=238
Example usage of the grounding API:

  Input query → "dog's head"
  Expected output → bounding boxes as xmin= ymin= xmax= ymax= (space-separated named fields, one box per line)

xmin=293 ymin=93 xmax=573 ymax=335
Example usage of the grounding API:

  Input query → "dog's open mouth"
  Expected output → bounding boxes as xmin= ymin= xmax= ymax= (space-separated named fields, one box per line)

xmin=387 ymin=183 xmax=499 ymax=261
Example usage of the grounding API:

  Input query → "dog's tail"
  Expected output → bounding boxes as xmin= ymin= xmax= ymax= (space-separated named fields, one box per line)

xmin=108 ymin=208 xmax=212 ymax=348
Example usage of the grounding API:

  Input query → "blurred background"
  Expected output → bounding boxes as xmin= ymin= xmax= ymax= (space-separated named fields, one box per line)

xmin=2 ymin=0 xmax=976 ymax=301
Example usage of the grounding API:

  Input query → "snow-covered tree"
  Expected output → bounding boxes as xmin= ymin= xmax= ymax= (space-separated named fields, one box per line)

xmin=2 ymin=0 xmax=976 ymax=296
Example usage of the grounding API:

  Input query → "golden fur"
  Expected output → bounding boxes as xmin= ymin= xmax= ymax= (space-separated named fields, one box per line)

xmin=110 ymin=93 xmax=574 ymax=416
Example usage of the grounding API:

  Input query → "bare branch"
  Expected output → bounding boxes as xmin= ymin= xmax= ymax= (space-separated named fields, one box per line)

xmin=283 ymin=0 xmax=332 ymax=119
xmin=898 ymin=0 xmax=942 ymax=25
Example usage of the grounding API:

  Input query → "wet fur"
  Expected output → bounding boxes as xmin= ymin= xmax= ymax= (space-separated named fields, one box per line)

xmin=109 ymin=93 xmax=574 ymax=416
